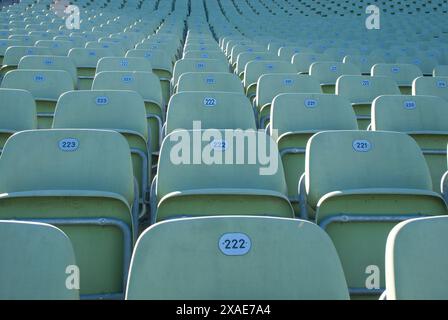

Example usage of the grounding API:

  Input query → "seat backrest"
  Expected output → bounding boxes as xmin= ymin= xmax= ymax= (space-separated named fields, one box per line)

xmin=433 ymin=65 xmax=448 ymax=77
xmin=235 ymin=52 xmax=279 ymax=76
xmin=92 ymin=71 xmax=162 ymax=106
xmin=166 ymin=92 xmax=256 ymax=134
xmin=2 ymin=45 xmax=53 ymax=66
xmin=18 ymin=55 xmax=77 ymax=86
xmin=309 ymin=61 xmax=361 ymax=85
xmin=413 ymin=76 xmax=448 ymax=102
xmin=125 ymin=49 xmax=173 ymax=74
xmin=0 ymin=129 xmax=134 ymax=205
xmin=126 ymin=216 xmax=349 ymax=300
xmin=53 ymin=90 xmax=148 ymax=142
xmin=177 ymin=72 xmax=244 ymax=93
xmin=371 ymin=63 xmax=423 ymax=86
xmin=291 ymin=53 xmax=333 ymax=73
xmin=0 ymin=39 xmax=22 ymax=56
xmin=343 ymin=55 xmax=384 ymax=74
xmin=183 ymin=50 xmax=226 ymax=60
xmin=1 ymin=69 xmax=74 ymax=101
xmin=336 ymin=75 xmax=401 ymax=104
xmin=0 ymin=88 xmax=36 ymax=132
xmin=157 ymin=130 xmax=287 ymax=199
xmin=386 ymin=216 xmax=448 ymax=299
xmin=85 ymin=41 xmax=126 ymax=56
xmin=68 ymin=48 xmax=115 ymax=68
xmin=0 ymin=220 xmax=79 ymax=300
xmin=372 ymin=95 xmax=448 ymax=132
xmin=305 ymin=131 xmax=433 ymax=208
xmin=256 ymin=74 xmax=322 ymax=107
xmin=172 ymin=58 xmax=229 ymax=85
xmin=35 ymin=40 xmax=73 ymax=56
xmin=270 ymin=93 xmax=358 ymax=141
xmin=244 ymin=60 xmax=296 ymax=88
xmin=96 ymin=57 xmax=153 ymax=73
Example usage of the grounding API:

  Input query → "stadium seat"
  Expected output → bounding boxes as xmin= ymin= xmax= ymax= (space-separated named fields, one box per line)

xmin=85 ymin=41 xmax=126 ymax=56
xmin=256 ymin=74 xmax=322 ymax=128
xmin=0 ymin=220 xmax=78 ymax=300
xmin=300 ymin=130 xmax=447 ymax=298
xmin=270 ymin=93 xmax=358 ymax=215
xmin=53 ymin=90 xmax=150 ymax=218
xmin=96 ymin=57 xmax=153 ymax=74
xmin=433 ymin=65 xmax=448 ymax=77
xmin=371 ymin=63 xmax=423 ymax=95
xmin=1 ymin=46 xmax=53 ymax=78
xmin=413 ymin=76 xmax=448 ymax=102
xmin=92 ymin=71 xmax=163 ymax=158
xmin=336 ymin=75 xmax=401 ymax=129
xmin=68 ymin=48 xmax=115 ymax=90
xmin=0 ymin=129 xmax=137 ymax=299
xmin=35 ymin=40 xmax=73 ymax=56
xmin=291 ymin=52 xmax=333 ymax=74
xmin=372 ymin=95 xmax=448 ymax=192
xmin=0 ymin=88 xmax=36 ymax=151
xmin=385 ymin=216 xmax=448 ymax=300
xmin=343 ymin=55 xmax=383 ymax=75
xmin=235 ymin=52 xmax=280 ymax=80
xmin=126 ymin=216 xmax=349 ymax=300
xmin=165 ymin=92 xmax=256 ymax=135
xmin=151 ymin=129 xmax=294 ymax=223
xmin=0 ymin=39 xmax=21 ymax=65
xmin=1 ymin=69 xmax=74 ymax=128
xmin=309 ymin=61 xmax=361 ymax=94
xmin=176 ymin=72 xmax=244 ymax=93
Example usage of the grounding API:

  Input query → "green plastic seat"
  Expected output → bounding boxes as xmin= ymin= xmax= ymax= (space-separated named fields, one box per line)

xmin=291 ymin=52 xmax=333 ymax=74
xmin=53 ymin=90 xmax=150 ymax=219
xmin=68 ymin=48 xmax=115 ymax=90
xmin=126 ymin=216 xmax=349 ymax=300
xmin=0 ymin=129 xmax=136 ymax=299
xmin=244 ymin=60 xmax=297 ymax=102
xmin=236 ymin=52 xmax=279 ymax=80
xmin=371 ymin=63 xmax=423 ymax=95
xmin=177 ymin=72 xmax=244 ymax=93
xmin=125 ymin=49 xmax=173 ymax=105
xmin=336 ymin=75 xmax=401 ymax=129
xmin=85 ymin=41 xmax=126 ymax=56
xmin=1 ymin=45 xmax=52 ymax=78
xmin=229 ymin=44 xmax=266 ymax=67
xmin=300 ymin=130 xmax=447 ymax=298
xmin=53 ymin=35 xmax=86 ymax=48
xmin=278 ymin=46 xmax=314 ymax=62
xmin=372 ymin=95 xmax=448 ymax=193
xmin=0 ymin=88 xmax=36 ymax=151
xmin=96 ymin=57 xmax=153 ymax=74
xmin=256 ymin=74 xmax=322 ymax=128
xmin=0 ymin=39 xmax=22 ymax=64
xmin=92 ymin=71 xmax=163 ymax=158
xmin=35 ymin=40 xmax=73 ymax=56
xmin=397 ymin=55 xmax=439 ymax=76
xmin=309 ymin=61 xmax=361 ymax=94
xmin=18 ymin=55 xmax=78 ymax=88
xmin=0 ymin=220 xmax=79 ymax=300
xmin=343 ymin=55 xmax=384 ymax=75
xmin=270 ymin=93 xmax=358 ymax=215
xmin=172 ymin=58 xmax=230 ymax=91
xmin=183 ymin=50 xmax=226 ymax=61
xmin=385 ymin=216 xmax=448 ymax=300
xmin=413 ymin=76 xmax=448 ymax=103
xmin=166 ymin=92 xmax=256 ymax=135
xmin=433 ymin=65 xmax=448 ymax=77
xmin=1 ymin=69 xmax=74 ymax=129
xmin=152 ymin=129 xmax=294 ymax=223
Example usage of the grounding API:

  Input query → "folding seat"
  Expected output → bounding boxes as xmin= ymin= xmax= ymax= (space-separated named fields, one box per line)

xmin=236 ymin=52 xmax=280 ymax=80
xmin=0 ymin=221 xmax=78 ymax=300
xmin=185 ymin=43 xmax=221 ymax=54
xmin=53 ymin=90 xmax=150 ymax=218
xmin=68 ymin=47 xmax=115 ymax=90
xmin=433 ymin=65 xmax=448 ymax=77
xmin=244 ymin=60 xmax=297 ymax=102
xmin=336 ymin=75 xmax=401 ymax=129
xmin=397 ymin=55 xmax=439 ymax=76
xmin=172 ymin=58 xmax=230 ymax=91
xmin=291 ymin=52 xmax=333 ymax=74
xmin=85 ymin=41 xmax=126 ymax=56
xmin=126 ymin=216 xmax=349 ymax=300
xmin=278 ymin=46 xmax=314 ymax=62
xmin=1 ymin=70 xmax=74 ymax=128
xmin=182 ymin=50 xmax=226 ymax=61
xmin=35 ymin=40 xmax=73 ymax=56
xmin=371 ymin=95 xmax=448 ymax=192
xmin=385 ymin=216 xmax=448 ymax=300
xmin=18 ymin=55 xmax=78 ymax=88
xmin=165 ymin=92 xmax=256 ymax=135
xmin=28 ymin=30 xmax=54 ymax=41
xmin=96 ymin=57 xmax=153 ymax=74
xmin=371 ymin=63 xmax=423 ymax=95
xmin=8 ymin=34 xmax=39 ymax=46
xmin=0 ymin=129 xmax=136 ymax=299
xmin=270 ymin=93 xmax=358 ymax=215
xmin=1 ymin=46 xmax=53 ymax=78
xmin=230 ymin=44 xmax=266 ymax=67
xmin=299 ymin=130 xmax=447 ymax=298
xmin=309 ymin=61 xmax=361 ymax=94
xmin=413 ymin=76 xmax=448 ymax=102
xmin=0 ymin=39 xmax=21 ymax=65
xmin=151 ymin=129 xmax=294 ymax=223
xmin=256 ymin=74 xmax=322 ymax=128
xmin=92 ymin=71 xmax=163 ymax=158
xmin=343 ymin=55 xmax=384 ymax=75
xmin=125 ymin=49 xmax=173 ymax=105
xmin=53 ymin=35 xmax=86 ymax=48
xmin=0 ymin=88 xmax=36 ymax=151
xmin=176 ymin=72 xmax=244 ymax=94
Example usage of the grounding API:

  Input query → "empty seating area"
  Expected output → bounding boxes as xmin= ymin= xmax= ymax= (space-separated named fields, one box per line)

xmin=0 ymin=0 xmax=448 ymax=301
